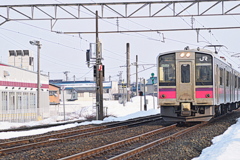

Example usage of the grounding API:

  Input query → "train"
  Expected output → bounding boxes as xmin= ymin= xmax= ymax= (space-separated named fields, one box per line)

xmin=157 ymin=47 xmax=240 ymax=122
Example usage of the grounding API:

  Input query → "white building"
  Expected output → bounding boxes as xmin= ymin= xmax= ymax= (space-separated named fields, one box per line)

xmin=0 ymin=50 xmax=49 ymax=122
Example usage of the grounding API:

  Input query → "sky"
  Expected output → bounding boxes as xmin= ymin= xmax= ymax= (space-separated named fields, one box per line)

xmin=0 ymin=96 xmax=240 ymax=160
xmin=0 ymin=0 xmax=240 ymax=82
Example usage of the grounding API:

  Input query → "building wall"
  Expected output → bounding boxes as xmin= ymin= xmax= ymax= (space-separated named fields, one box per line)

xmin=0 ymin=63 xmax=49 ymax=122
xmin=49 ymin=85 xmax=60 ymax=105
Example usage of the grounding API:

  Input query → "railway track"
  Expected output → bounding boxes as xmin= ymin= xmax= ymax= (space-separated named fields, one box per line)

xmin=0 ymin=114 xmax=162 ymax=156
xmin=1 ymin=111 xmax=237 ymax=160
xmin=59 ymin=122 xmax=206 ymax=160
xmin=0 ymin=119 xmax=86 ymax=133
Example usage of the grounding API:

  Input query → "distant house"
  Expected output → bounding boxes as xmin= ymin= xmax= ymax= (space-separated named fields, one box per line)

xmin=49 ymin=80 xmax=116 ymax=101
xmin=146 ymin=77 xmax=158 ymax=97
xmin=49 ymin=84 xmax=61 ymax=105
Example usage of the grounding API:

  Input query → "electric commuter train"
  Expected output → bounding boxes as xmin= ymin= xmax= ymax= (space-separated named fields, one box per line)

xmin=157 ymin=48 xmax=240 ymax=122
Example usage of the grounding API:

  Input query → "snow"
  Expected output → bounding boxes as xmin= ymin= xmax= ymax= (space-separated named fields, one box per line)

xmin=193 ymin=117 xmax=240 ymax=160
xmin=0 ymin=96 xmax=240 ymax=160
xmin=0 ymin=96 xmax=159 ymax=139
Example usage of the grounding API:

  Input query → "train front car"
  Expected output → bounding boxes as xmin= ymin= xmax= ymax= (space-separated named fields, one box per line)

xmin=158 ymin=49 xmax=214 ymax=122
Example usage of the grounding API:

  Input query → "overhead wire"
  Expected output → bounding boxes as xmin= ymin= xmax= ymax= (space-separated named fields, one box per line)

xmin=0 ymin=27 xmax=90 ymax=70
xmin=3 ymin=1 xmax=240 ymax=77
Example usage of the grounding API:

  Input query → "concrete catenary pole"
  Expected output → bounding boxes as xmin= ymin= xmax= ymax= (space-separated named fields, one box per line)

xmin=95 ymin=10 xmax=104 ymax=120
xmin=29 ymin=40 xmax=41 ymax=119
xmin=136 ymin=55 xmax=138 ymax=96
xmin=126 ymin=43 xmax=130 ymax=101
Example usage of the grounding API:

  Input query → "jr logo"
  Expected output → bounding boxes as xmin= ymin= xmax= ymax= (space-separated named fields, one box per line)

xmin=199 ymin=56 xmax=208 ymax=61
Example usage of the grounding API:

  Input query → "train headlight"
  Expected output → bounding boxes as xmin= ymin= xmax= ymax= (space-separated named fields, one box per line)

xmin=206 ymin=94 xmax=210 ymax=98
xmin=186 ymin=52 xmax=191 ymax=58
xmin=161 ymin=94 xmax=166 ymax=98
xmin=180 ymin=52 xmax=185 ymax=58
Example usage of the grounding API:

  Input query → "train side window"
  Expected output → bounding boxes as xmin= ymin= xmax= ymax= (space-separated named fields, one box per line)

xmin=220 ymin=68 xmax=223 ymax=85
xmin=238 ymin=77 xmax=240 ymax=89
xmin=235 ymin=75 xmax=238 ymax=88
xmin=226 ymin=71 xmax=229 ymax=87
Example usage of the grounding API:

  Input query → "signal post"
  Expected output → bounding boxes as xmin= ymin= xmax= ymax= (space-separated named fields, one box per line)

xmin=95 ymin=11 xmax=104 ymax=120
xmin=86 ymin=11 xmax=104 ymax=120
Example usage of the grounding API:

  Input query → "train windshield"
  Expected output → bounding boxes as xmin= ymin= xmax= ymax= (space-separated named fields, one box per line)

xmin=158 ymin=53 xmax=176 ymax=86
xmin=195 ymin=53 xmax=213 ymax=85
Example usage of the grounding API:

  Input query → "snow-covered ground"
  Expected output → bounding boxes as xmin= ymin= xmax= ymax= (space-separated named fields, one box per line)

xmin=0 ymin=96 xmax=240 ymax=159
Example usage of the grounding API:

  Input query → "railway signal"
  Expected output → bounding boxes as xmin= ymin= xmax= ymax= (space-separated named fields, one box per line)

xmin=151 ymin=73 xmax=155 ymax=109
xmin=151 ymin=73 xmax=155 ymax=84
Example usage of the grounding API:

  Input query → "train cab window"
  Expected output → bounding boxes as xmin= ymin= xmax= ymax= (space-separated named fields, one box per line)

xmin=195 ymin=53 xmax=213 ymax=85
xmin=158 ymin=53 xmax=176 ymax=86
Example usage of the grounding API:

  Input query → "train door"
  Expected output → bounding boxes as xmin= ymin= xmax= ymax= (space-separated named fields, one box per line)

xmin=216 ymin=65 xmax=219 ymax=104
xmin=176 ymin=62 xmax=194 ymax=101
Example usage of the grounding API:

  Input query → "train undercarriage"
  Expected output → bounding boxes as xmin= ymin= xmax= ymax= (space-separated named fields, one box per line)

xmin=161 ymin=102 xmax=240 ymax=122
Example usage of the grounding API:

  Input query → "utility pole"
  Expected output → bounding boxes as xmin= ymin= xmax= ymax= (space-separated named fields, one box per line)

xmin=118 ymin=71 xmax=123 ymax=83
xmin=122 ymin=79 xmax=125 ymax=106
xmin=126 ymin=43 xmax=130 ymax=101
xmin=117 ymin=71 xmax=123 ymax=101
xmin=95 ymin=11 xmax=104 ymax=120
xmin=143 ymin=78 xmax=147 ymax=111
xmin=29 ymin=40 xmax=41 ymax=119
xmin=151 ymin=73 xmax=155 ymax=109
xmin=136 ymin=55 xmax=138 ymax=96
xmin=62 ymin=86 xmax=66 ymax=121
xmin=63 ymin=71 xmax=70 ymax=81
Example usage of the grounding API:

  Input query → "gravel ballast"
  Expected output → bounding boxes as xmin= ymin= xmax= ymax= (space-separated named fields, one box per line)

xmin=133 ymin=111 xmax=240 ymax=160
xmin=1 ymin=111 xmax=240 ymax=160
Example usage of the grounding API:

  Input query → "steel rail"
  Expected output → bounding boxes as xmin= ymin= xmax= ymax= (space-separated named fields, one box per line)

xmin=59 ymin=124 xmax=177 ymax=160
xmin=0 ymin=114 xmax=160 ymax=149
xmin=0 ymin=125 xmax=106 ymax=149
xmin=109 ymin=122 xmax=207 ymax=160
xmin=0 ymin=114 xmax=161 ymax=155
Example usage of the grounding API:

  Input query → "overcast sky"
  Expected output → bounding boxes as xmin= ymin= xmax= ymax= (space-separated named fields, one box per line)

xmin=0 ymin=0 xmax=240 ymax=82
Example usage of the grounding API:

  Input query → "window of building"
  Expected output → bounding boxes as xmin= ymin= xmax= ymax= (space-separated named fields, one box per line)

xmin=49 ymin=91 xmax=57 ymax=96
xmin=2 ymin=92 xmax=8 ymax=110
xmin=16 ymin=92 xmax=22 ymax=110
xmin=79 ymin=93 xmax=84 ymax=97
xmin=9 ymin=92 xmax=15 ymax=110
xmin=22 ymin=92 xmax=29 ymax=109
xmin=30 ymin=93 xmax=36 ymax=108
